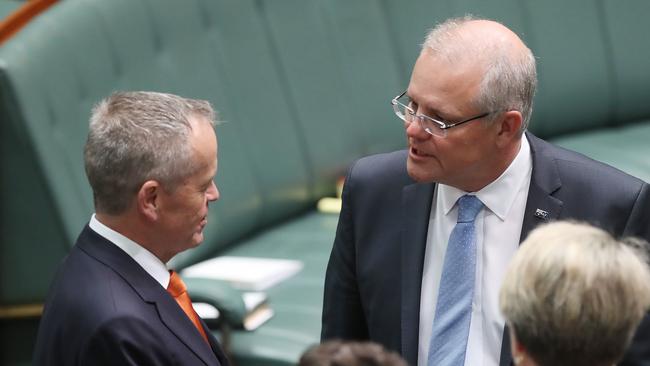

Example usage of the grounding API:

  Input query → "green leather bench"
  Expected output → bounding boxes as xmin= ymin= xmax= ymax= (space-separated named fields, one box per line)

xmin=1 ymin=0 xmax=648 ymax=365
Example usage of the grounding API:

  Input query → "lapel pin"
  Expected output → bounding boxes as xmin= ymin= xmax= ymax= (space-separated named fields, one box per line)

xmin=534 ymin=208 xmax=549 ymax=220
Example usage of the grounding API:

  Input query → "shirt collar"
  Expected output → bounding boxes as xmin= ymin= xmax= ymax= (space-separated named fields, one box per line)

xmin=439 ymin=134 xmax=532 ymax=220
xmin=89 ymin=214 xmax=170 ymax=288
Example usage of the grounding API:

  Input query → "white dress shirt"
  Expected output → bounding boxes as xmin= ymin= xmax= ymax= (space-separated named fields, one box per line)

xmin=418 ymin=135 xmax=532 ymax=366
xmin=89 ymin=214 xmax=170 ymax=289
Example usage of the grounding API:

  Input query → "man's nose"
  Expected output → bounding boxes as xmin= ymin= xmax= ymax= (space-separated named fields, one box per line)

xmin=207 ymin=181 xmax=219 ymax=202
xmin=405 ymin=118 xmax=430 ymax=140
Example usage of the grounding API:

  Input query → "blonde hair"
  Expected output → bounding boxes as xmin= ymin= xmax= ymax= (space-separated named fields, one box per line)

xmin=499 ymin=221 xmax=650 ymax=366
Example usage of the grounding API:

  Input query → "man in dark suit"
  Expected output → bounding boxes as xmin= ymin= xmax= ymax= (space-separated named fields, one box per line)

xmin=33 ymin=91 xmax=228 ymax=365
xmin=321 ymin=16 xmax=650 ymax=366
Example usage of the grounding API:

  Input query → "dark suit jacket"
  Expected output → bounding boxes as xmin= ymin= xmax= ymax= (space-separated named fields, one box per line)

xmin=322 ymin=132 xmax=650 ymax=366
xmin=33 ymin=225 xmax=230 ymax=366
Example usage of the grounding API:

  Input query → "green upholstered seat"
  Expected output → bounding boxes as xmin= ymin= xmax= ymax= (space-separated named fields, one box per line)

xmin=524 ymin=0 xmax=614 ymax=138
xmin=259 ymin=0 xmax=403 ymax=199
xmin=551 ymin=122 xmax=650 ymax=183
xmin=219 ymin=211 xmax=338 ymax=365
xmin=602 ymin=0 xmax=650 ymax=126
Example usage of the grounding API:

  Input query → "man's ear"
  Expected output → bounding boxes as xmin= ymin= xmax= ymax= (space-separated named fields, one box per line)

xmin=138 ymin=180 xmax=160 ymax=221
xmin=495 ymin=110 xmax=523 ymax=147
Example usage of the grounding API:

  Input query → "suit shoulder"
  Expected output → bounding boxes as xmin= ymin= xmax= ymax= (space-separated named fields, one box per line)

xmin=530 ymin=134 xmax=646 ymax=190
xmin=44 ymin=243 xmax=151 ymax=322
xmin=348 ymin=150 xmax=412 ymax=186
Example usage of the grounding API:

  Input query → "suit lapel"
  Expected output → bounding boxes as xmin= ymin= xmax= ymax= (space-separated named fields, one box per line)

xmin=520 ymin=132 xmax=564 ymax=241
xmin=401 ymin=182 xmax=435 ymax=366
xmin=200 ymin=317 xmax=230 ymax=366
xmin=500 ymin=133 xmax=564 ymax=366
xmin=519 ymin=180 xmax=563 ymax=241
xmin=155 ymin=298 xmax=221 ymax=365
xmin=78 ymin=227 xmax=220 ymax=365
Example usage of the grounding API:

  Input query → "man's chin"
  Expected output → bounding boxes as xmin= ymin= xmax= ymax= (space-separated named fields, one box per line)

xmin=190 ymin=232 xmax=205 ymax=247
xmin=407 ymin=161 xmax=436 ymax=183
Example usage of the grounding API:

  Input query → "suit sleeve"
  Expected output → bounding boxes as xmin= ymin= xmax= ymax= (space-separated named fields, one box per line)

xmin=81 ymin=316 xmax=175 ymax=366
xmin=622 ymin=182 xmax=650 ymax=241
xmin=321 ymin=162 xmax=369 ymax=341
xmin=620 ymin=182 xmax=650 ymax=366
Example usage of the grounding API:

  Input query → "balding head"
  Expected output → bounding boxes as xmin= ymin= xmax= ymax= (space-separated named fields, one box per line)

xmin=422 ymin=16 xmax=537 ymax=133
xmin=423 ymin=18 xmax=528 ymax=70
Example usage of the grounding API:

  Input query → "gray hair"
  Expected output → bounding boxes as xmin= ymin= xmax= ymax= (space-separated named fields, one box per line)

xmin=422 ymin=16 xmax=537 ymax=134
xmin=499 ymin=221 xmax=650 ymax=366
xmin=84 ymin=91 xmax=216 ymax=215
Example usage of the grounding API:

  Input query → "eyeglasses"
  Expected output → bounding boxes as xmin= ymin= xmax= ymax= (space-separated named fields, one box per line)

xmin=391 ymin=91 xmax=492 ymax=137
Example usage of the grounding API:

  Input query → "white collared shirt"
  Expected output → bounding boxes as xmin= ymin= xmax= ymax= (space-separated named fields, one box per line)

xmin=89 ymin=214 xmax=170 ymax=289
xmin=418 ymin=135 xmax=533 ymax=366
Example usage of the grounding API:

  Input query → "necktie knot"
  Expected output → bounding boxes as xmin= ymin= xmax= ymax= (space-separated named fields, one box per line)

xmin=166 ymin=270 xmax=210 ymax=344
xmin=457 ymin=195 xmax=483 ymax=223
xmin=167 ymin=270 xmax=187 ymax=297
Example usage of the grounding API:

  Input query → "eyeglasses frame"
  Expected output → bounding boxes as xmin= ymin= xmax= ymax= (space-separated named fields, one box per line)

xmin=391 ymin=91 xmax=493 ymax=136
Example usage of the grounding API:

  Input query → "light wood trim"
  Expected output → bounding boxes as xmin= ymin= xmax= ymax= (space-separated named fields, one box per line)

xmin=0 ymin=0 xmax=59 ymax=45
xmin=0 ymin=303 xmax=43 ymax=318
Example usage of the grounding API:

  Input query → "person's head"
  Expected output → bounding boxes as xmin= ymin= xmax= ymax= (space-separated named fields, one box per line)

xmin=299 ymin=340 xmax=407 ymax=366
xmin=499 ymin=221 xmax=650 ymax=366
xmin=84 ymin=91 xmax=220 ymax=262
xmin=399 ymin=16 xmax=536 ymax=191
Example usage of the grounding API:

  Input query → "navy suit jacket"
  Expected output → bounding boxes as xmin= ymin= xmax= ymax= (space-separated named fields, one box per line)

xmin=33 ymin=225 xmax=230 ymax=366
xmin=322 ymin=133 xmax=650 ymax=366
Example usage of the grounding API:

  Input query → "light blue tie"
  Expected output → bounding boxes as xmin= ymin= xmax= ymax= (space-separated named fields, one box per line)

xmin=428 ymin=195 xmax=483 ymax=366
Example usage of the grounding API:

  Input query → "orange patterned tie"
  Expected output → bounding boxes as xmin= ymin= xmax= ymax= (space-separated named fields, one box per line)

xmin=167 ymin=270 xmax=209 ymax=344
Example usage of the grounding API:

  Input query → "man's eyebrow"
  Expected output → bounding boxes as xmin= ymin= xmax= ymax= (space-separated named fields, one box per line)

xmin=408 ymin=95 xmax=451 ymax=121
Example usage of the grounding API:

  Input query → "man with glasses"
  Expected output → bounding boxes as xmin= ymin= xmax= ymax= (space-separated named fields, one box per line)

xmin=322 ymin=16 xmax=650 ymax=366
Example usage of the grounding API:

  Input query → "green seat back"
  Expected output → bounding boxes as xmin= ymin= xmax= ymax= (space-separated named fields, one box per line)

xmin=602 ymin=0 xmax=650 ymax=126
xmin=524 ymin=0 xmax=614 ymax=138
